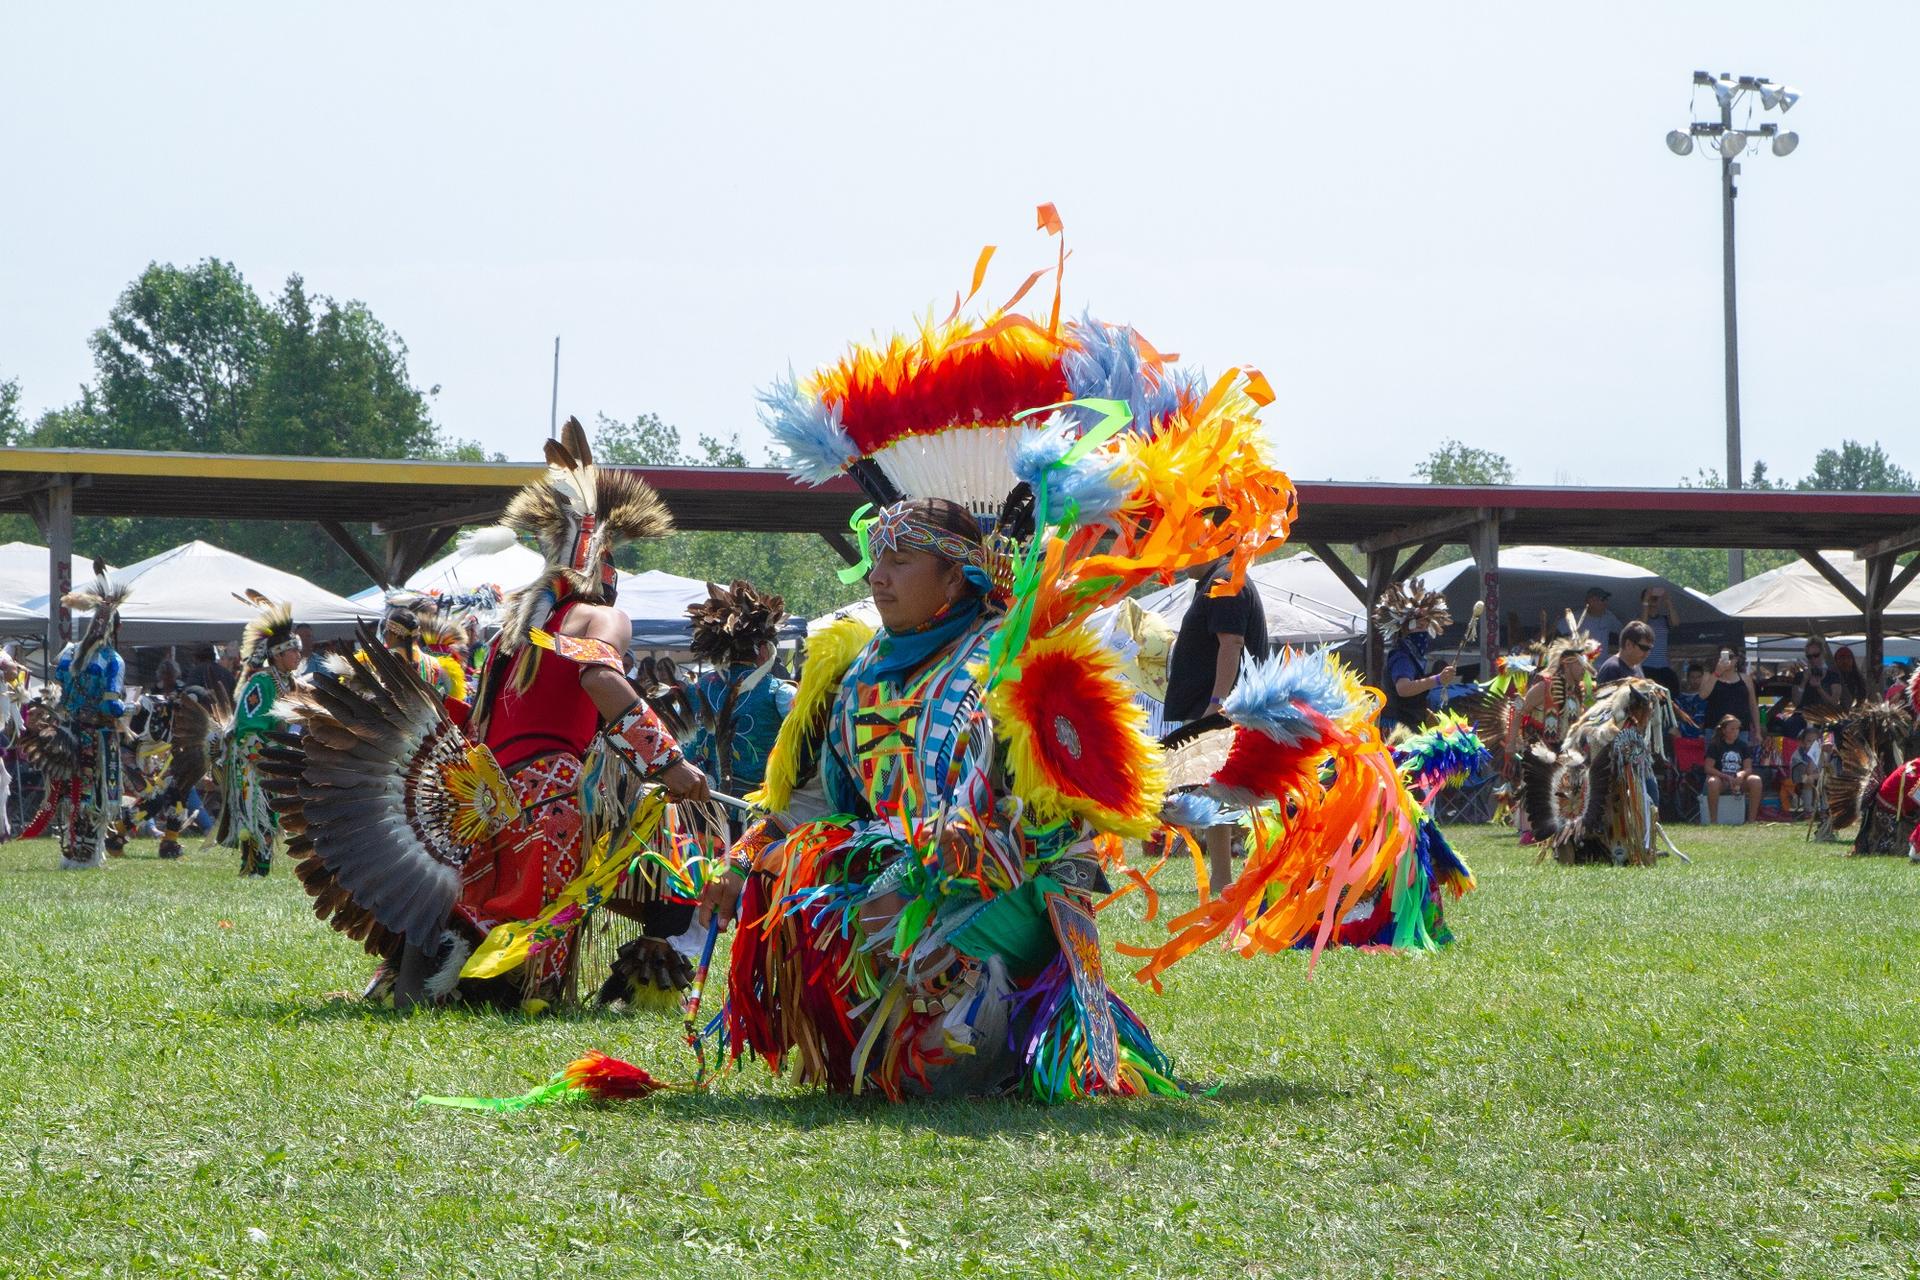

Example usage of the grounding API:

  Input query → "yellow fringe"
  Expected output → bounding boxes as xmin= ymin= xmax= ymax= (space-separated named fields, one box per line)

xmin=749 ymin=617 xmax=875 ymax=813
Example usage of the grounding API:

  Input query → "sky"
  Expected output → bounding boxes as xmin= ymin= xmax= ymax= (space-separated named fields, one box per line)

xmin=1 ymin=2 xmax=1910 ymax=488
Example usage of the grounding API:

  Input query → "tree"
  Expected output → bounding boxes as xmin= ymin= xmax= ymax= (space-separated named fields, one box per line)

xmin=1413 ymin=439 xmax=1514 ymax=486
xmin=1798 ymin=440 xmax=1916 ymax=493
xmin=12 ymin=261 xmax=459 ymax=593
xmin=0 ymin=374 xmax=20 ymax=445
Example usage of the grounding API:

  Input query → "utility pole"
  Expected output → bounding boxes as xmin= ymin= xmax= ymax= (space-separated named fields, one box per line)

xmin=550 ymin=336 xmax=561 ymax=439
xmin=1668 ymin=71 xmax=1800 ymax=587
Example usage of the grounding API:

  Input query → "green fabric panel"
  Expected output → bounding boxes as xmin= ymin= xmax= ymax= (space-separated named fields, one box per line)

xmin=948 ymin=875 xmax=1061 ymax=980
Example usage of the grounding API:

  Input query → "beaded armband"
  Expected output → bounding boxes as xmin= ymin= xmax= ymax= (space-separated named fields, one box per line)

xmin=528 ymin=628 xmax=626 ymax=672
xmin=604 ymin=700 xmax=682 ymax=777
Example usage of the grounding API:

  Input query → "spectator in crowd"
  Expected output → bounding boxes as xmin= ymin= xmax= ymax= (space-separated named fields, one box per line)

xmin=1766 ymin=696 xmax=1807 ymax=744
xmin=1696 ymin=648 xmax=1760 ymax=734
xmin=1792 ymin=639 xmax=1845 ymax=714
xmin=1831 ymin=645 xmax=1870 ymax=708
xmin=1675 ymin=661 xmax=1709 ymax=738
xmin=1637 ymin=587 xmax=1681 ymax=695
xmin=294 ymin=624 xmax=329 ymax=678
xmin=1165 ymin=555 xmax=1270 ymax=892
xmin=186 ymin=642 xmax=235 ymax=702
xmin=1781 ymin=723 xmax=1820 ymax=819
xmin=1559 ymin=586 xmax=1624 ymax=649
xmin=1703 ymin=713 xmax=1764 ymax=824
xmin=1595 ymin=620 xmax=1653 ymax=684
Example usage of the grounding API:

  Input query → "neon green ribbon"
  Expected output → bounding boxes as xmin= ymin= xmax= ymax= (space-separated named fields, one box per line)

xmin=835 ymin=503 xmax=878 ymax=584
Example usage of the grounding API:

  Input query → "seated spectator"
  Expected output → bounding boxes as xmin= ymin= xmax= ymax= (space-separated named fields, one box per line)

xmin=1831 ymin=645 xmax=1870 ymax=708
xmin=1703 ymin=714 xmax=1763 ymax=824
xmin=1782 ymin=726 xmax=1820 ymax=818
xmin=1675 ymin=661 xmax=1709 ymax=738
xmin=1559 ymin=586 xmax=1624 ymax=649
xmin=1766 ymin=696 xmax=1807 ymax=744
xmin=1792 ymin=639 xmax=1845 ymax=715
xmin=1595 ymin=620 xmax=1653 ymax=684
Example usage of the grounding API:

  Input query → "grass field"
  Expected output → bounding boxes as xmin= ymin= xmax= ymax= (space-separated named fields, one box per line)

xmin=2 ymin=826 xmax=1918 ymax=1279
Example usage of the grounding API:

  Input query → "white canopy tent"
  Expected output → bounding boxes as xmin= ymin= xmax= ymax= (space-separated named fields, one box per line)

xmin=0 ymin=600 xmax=46 ymax=637
xmin=1708 ymin=552 xmax=1920 ymax=631
xmin=0 ymin=541 xmax=112 ymax=609
xmin=1111 ymin=552 xmax=1369 ymax=648
xmin=1420 ymin=545 xmax=1732 ymax=642
xmin=820 ymin=553 xmax=1369 ymax=648
xmin=348 ymin=541 xmax=546 ymax=607
xmin=27 ymin=540 xmax=379 ymax=645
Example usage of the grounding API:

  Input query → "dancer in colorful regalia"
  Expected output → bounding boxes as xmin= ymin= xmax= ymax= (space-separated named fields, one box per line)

xmin=676 ymin=581 xmax=795 ymax=799
xmin=1521 ymin=676 xmax=1685 ymax=866
xmin=635 ymin=211 xmax=1426 ymax=1103
xmin=256 ymin=419 xmax=710 ymax=1010
xmin=1816 ymin=678 xmax=1920 ymax=857
xmin=222 ymin=594 xmax=304 ymax=876
xmin=20 ymin=564 xmax=128 ymax=869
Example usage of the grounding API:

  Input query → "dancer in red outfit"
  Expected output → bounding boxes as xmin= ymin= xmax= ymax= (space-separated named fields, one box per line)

xmin=259 ymin=418 xmax=708 ymax=1009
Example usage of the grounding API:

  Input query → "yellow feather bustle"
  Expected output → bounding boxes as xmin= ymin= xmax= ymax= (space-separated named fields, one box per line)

xmin=748 ymin=616 xmax=875 ymax=814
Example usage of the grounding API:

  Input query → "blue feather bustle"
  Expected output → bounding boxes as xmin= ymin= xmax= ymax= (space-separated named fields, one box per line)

xmin=1062 ymin=316 xmax=1196 ymax=434
xmin=1010 ymin=414 xmax=1134 ymax=526
xmin=1161 ymin=790 xmax=1227 ymax=831
xmin=1222 ymin=648 xmax=1365 ymax=747
xmin=757 ymin=370 xmax=857 ymax=484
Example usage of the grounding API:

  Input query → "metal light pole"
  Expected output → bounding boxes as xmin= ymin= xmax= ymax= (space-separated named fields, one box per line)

xmin=549 ymin=336 xmax=561 ymax=439
xmin=1668 ymin=71 xmax=1800 ymax=586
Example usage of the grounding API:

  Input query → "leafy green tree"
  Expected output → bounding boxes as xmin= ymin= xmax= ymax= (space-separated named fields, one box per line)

xmin=1798 ymin=440 xmax=1916 ymax=493
xmin=12 ymin=261 xmax=456 ymax=592
xmin=1413 ymin=439 xmax=1514 ymax=486
xmin=0 ymin=374 xmax=20 ymax=444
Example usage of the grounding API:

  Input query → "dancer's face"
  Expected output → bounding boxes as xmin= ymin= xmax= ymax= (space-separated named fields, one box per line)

xmin=868 ymin=548 xmax=963 ymax=632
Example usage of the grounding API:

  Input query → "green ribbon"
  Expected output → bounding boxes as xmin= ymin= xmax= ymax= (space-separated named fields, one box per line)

xmin=835 ymin=503 xmax=878 ymax=584
xmin=1011 ymin=397 xmax=1133 ymax=465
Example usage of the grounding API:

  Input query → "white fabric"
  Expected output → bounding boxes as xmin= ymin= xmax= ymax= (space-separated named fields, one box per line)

xmin=347 ymin=542 xmax=547 ymax=606
xmin=24 ymin=540 xmax=379 ymax=645
xmin=1708 ymin=551 xmax=1920 ymax=626
xmin=1104 ymin=552 xmax=1368 ymax=648
xmin=0 ymin=541 xmax=109 ymax=608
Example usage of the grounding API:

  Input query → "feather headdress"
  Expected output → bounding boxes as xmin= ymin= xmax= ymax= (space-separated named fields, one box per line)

xmin=235 ymin=591 xmax=297 ymax=667
xmin=1373 ymin=578 xmax=1452 ymax=643
xmin=477 ymin=415 xmax=673 ymax=664
xmin=687 ymin=580 xmax=786 ymax=666
xmin=62 ymin=558 xmax=129 ymax=675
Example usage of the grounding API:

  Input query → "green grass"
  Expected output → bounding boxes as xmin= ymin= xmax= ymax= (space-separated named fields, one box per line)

xmin=1 ymin=827 xmax=1918 ymax=1279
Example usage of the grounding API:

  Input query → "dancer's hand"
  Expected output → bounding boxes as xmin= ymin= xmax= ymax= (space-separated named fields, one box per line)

xmin=696 ymin=868 xmax=744 ymax=927
xmin=658 ymin=759 xmax=710 ymax=803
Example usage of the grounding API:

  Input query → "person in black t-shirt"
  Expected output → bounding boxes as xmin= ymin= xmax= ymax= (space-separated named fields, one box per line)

xmin=1594 ymin=620 xmax=1653 ymax=685
xmin=1703 ymin=714 xmax=1762 ymax=823
xmin=1164 ymin=558 xmax=1269 ymax=724
xmin=1163 ymin=557 xmax=1269 ymax=892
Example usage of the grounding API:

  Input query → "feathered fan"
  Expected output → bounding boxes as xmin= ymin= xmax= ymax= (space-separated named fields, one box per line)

xmin=258 ymin=623 xmax=520 ymax=957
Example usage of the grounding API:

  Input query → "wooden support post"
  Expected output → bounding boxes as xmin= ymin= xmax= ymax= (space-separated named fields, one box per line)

xmin=1470 ymin=508 xmax=1502 ymax=679
xmin=1864 ymin=553 xmax=1893 ymax=681
xmin=1305 ymin=541 xmax=1369 ymax=607
xmin=319 ymin=520 xmax=390 ymax=591
xmin=1395 ymin=539 xmax=1449 ymax=583
xmin=1886 ymin=554 xmax=1920 ymax=604
xmin=1364 ymin=549 xmax=1394 ymax=686
xmin=41 ymin=480 xmax=73 ymax=674
xmin=383 ymin=525 xmax=460 ymax=587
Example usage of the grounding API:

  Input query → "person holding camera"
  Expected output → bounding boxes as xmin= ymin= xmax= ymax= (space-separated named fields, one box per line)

xmin=1637 ymin=587 xmax=1680 ymax=697
xmin=1696 ymin=647 xmax=1760 ymax=734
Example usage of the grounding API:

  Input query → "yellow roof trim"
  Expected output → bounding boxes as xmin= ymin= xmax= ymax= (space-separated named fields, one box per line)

xmin=0 ymin=448 xmax=545 ymax=487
